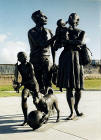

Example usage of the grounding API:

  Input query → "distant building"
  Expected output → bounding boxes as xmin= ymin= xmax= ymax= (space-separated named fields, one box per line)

xmin=0 ymin=64 xmax=15 ymax=75
xmin=0 ymin=60 xmax=101 ymax=75
xmin=91 ymin=59 xmax=101 ymax=66
xmin=0 ymin=62 xmax=101 ymax=86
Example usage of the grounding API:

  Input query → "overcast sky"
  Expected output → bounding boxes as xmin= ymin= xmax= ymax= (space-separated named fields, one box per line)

xmin=0 ymin=0 xmax=101 ymax=64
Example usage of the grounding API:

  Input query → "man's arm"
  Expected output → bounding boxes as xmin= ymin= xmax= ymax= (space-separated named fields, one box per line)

xmin=14 ymin=63 xmax=18 ymax=82
xmin=13 ymin=63 xmax=21 ymax=93
xmin=28 ymin=30 xmax=35 ymax=49
xmin=29 ymin=62 xmax=35 ymax=79
xmin=51 ymin=47 xmax=55 ymax=65
xmin=49 ymin=30 xmax=56 ymax=65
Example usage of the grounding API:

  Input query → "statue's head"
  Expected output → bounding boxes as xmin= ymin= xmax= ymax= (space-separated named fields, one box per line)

xmin=17 ymin=52 xmax=27 ymax=63
xmin=68 ymin=13 xmax=80 ymax=27
xmin=57 ymin=19 xmax=66 ymax=27
xmin=31 ymin=10 xmax=47 ymax=26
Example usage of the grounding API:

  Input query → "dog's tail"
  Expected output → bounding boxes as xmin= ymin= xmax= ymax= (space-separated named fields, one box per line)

xmin=47 ymin=87 xmax=53 ymax=94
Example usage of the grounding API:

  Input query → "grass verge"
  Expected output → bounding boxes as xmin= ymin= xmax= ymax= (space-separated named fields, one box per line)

xmin=0 ymin=79 xmax=101 ymax=97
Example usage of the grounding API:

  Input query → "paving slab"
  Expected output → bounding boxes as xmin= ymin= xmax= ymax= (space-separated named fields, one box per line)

xmin=0 ymin=91 xmax=101 ymax=140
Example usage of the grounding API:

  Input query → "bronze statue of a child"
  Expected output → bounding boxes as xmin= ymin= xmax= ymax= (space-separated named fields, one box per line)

xmin=54 ymin=19 xmax=68 ymax=50
xmin=13 ymin=52 xmax=39 ymax=126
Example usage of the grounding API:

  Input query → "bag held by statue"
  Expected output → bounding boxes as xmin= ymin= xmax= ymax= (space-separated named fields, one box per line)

xmin=51 ymin=64 xmax=58 ymax=85
xmin=79 ymin=44 xmax=92 ymax=66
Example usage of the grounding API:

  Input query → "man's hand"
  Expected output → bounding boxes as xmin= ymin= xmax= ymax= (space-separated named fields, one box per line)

xmin=12 ymin=80 xmax=21 ymax=93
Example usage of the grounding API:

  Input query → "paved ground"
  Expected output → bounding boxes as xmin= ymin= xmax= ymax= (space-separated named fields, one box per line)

xmin=0 ymin=91 xmax=101 ymax=140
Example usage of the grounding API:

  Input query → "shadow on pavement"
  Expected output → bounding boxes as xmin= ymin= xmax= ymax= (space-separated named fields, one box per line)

xmin=0 ymin=114 xmax=32 ymax=134
xmin=0 ymin=114 xmax=68 ymax=134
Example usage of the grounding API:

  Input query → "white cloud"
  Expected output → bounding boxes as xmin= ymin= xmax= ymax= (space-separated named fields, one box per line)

xmin=0 ymin=34 xmax=7 ymax=43
xmin=0 ymin=33 xmax=91 ymax=64
xmin=0 ymin=37 xmax=29 ymax=64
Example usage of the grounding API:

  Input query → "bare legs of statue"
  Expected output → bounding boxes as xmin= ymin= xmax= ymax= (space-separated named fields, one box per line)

xmin=74 ymin=89 xmax=83 ymax=116
xmin=21 ymin=88 xmax=30 ymax=126
xmin=66 ymin=88 xmax=83 ymax=120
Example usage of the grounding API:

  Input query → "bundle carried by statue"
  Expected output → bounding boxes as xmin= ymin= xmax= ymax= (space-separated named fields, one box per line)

xmin=79 ymin=44 xmax=92 ymax=66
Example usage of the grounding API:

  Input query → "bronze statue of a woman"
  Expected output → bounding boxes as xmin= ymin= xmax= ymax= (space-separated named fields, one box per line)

xmin=55 ymin=13 xmax=85 ymax=119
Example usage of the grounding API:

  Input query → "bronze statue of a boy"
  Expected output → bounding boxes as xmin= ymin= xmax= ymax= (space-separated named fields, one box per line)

xmin=13 ymin=52 xmax=39 ymax=126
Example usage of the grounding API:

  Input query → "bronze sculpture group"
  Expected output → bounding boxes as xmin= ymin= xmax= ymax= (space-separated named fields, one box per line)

xmin=13 ymin=10 xmax=87 ymax=129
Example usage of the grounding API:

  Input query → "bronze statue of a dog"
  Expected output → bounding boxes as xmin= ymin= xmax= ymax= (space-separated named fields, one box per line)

xmin=33 ymin=88 xmax=60 ymax=123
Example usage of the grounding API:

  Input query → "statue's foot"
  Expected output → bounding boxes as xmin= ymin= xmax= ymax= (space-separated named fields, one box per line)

xmin=56 ymin=119 xmax=60 ymax=122
xmin=59 ymin=88 xmax=62 ymax=92
xmin=74 ymin=106 xmax=84 ymax=117
xmin=76 ymin=112 xmax=83 ymax=117
xmin=21 ymin=120 xmax=28 ymax=126
xmin=65 ymin=113 xmax=75 ymax=120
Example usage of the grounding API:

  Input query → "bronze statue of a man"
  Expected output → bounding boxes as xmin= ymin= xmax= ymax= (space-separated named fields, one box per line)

xmin=28 ymin=10 xmax=55 ymax=94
